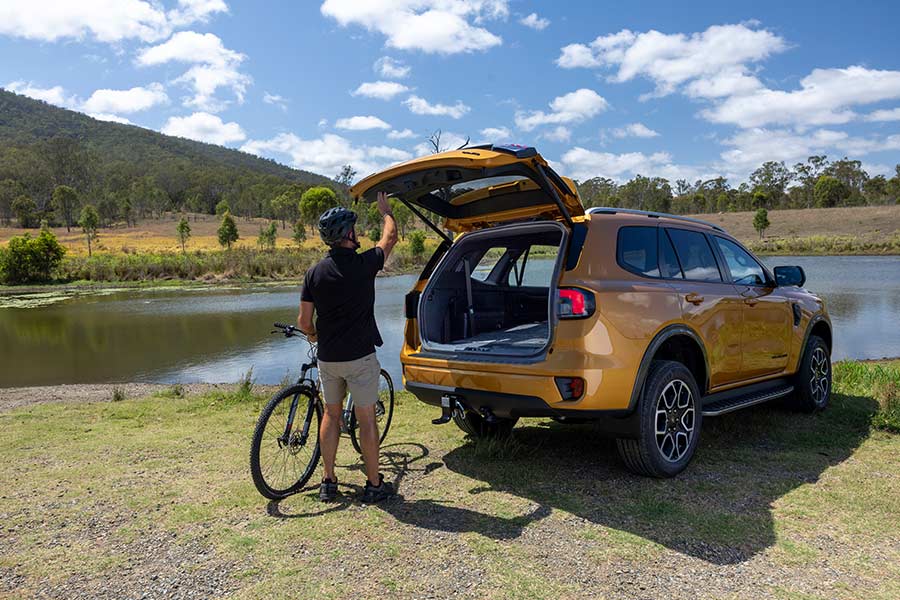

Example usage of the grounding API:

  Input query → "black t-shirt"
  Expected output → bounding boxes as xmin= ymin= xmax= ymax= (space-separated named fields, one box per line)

xmin=300 ymin=246 xmax=384 ymax=362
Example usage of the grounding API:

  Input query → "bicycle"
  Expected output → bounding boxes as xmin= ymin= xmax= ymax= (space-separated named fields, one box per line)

xmin=249 ymin=322 xmax=395 ymax=500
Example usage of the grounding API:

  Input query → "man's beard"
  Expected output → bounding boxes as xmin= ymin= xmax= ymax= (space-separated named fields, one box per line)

xmin=348 ymin=228 xmax=361 ymax=250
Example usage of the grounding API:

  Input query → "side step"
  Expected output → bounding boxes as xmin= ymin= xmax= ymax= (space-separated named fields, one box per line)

xmin=702 ymin=385 xmax=794 ymax=417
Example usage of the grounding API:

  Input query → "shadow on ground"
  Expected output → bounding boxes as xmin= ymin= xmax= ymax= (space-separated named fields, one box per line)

xmin=394 ymin=394 xmax=876 ymax=564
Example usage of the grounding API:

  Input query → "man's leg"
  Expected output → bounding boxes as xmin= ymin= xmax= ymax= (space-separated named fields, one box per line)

xmin=353 ymin=403 xmax=381 ymax=485
xmin=319 ymin=402 xmax=343 ymax=482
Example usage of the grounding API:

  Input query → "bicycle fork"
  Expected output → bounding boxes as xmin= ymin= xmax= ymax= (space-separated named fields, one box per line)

xmin=281 ymin=393 xmax=315 ymax=448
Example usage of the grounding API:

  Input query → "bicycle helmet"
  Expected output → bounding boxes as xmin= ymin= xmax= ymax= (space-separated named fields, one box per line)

xmin=318 ymin=207 xmax=358 ymax=245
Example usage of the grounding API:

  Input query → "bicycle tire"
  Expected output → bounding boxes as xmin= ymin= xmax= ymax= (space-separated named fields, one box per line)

xmin=348 ymin=369 xmax=395 ymax=454
xmin=250 ymin=384 xmax=322 ymax=500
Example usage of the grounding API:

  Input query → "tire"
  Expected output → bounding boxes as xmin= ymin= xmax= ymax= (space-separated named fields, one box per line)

xmin=348 ymin=370 xmax=395 ymax=454
xmin=616 ymin=360 xmax=702 ymax=478
xmin=792 ymin=335 xmax=831 ymax=413
xmin=452 ymin=408 xmax=518 ymax=438
xmin=250 ymin=384 xmax=322 ymax=500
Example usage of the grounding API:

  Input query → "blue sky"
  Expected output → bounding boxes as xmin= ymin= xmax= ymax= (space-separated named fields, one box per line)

xmin=2 ymin=0 xmax=900 ymax=185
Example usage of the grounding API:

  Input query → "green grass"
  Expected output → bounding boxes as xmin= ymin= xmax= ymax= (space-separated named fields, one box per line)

xmin=1 ymin=362 xmax=898 ymax=598
xmin=747 ymin=233 xmax=900 ymax=255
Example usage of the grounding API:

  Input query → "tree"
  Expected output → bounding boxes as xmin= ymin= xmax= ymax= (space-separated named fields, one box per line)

xmin=78 ymin=204 xmax=100 ymax=257
xmin=814 ymin=175 xmax=849 ymax=208
xmin=176 ymin=216 xmax=191 ymax=253
xmin=12 ymin=195 xmax=37 ymax=228
xmin=750 ymin=161 xmax=792 ymax=206
xmin=618 ymin=175 xmax=672 ymax=213
xmin=389 ymin=198 xmax=413 ymax=238
xmin=299 ymin=186 xmax=339 ymax=226
xmin=217 ymin=211 xmax=239 ymax=249
xmin=270 ymin=188 xmax=302 ymax=229
xmin=334 ymin=165 xmax=357 ymax=187
xmin=753 ymin=208 xmax=770 ymax=239
xmin=51 ymin=185 xmax=79 ymax=232
xmin=292 ymin=219 xmax=307 ymax=247
xmin=215 ymin=199 xmax=231 ymax=216
xmin=408 ymin=230 xmax=426 ymax=257
xmin=0 ymin=179 xmax=23 ymax=226
xmin=792 ymin=155 xmax=829 ymax=208
xmin=575 ymin=177 xmax=618 ymax=208
xmin=257 ymin=221 xmax=277 ymax=251
xmin=0 ymin=227 xmax=66 ymax=284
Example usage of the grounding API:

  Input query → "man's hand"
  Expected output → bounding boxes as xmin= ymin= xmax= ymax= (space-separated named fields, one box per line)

xmin=375 ymin=191 xmax=398 ymax=259
xmin=376 ymin=191 xmax=392 ymax=217
xmin=298 ymin=300 xmax=317 ymax=342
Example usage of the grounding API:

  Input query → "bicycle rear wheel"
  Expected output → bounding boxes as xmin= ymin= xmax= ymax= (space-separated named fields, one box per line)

xmin=348 ymin=369 xmax=395 ymax=454
xmin=250 ymin=384 xmax=322 ymax=499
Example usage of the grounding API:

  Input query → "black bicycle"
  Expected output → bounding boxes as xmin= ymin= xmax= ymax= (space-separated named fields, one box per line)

xmin=249 ymin=323 xmax=395 ymax=500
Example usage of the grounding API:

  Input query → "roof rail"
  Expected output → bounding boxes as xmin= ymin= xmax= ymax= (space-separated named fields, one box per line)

xmin=587 ymin=207 xmax=724 ymax=232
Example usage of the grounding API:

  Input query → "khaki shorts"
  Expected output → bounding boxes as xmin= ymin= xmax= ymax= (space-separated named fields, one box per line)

xmin=317 ymin=352 xmax=380 ymax=408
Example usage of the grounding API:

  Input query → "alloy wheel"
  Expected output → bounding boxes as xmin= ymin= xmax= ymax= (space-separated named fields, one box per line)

xmin=655 ymin=379 xmax=695 ymax=463
xmin=809 ymin=347 xmax=830 ymax=406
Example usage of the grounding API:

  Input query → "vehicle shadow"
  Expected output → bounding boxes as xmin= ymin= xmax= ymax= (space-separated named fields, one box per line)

xmin=431 ymin=394 xmax=877 ymax=564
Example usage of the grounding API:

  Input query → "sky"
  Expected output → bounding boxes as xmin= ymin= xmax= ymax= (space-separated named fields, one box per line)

xmin=2 ymin=0 xmax=900 ymax=185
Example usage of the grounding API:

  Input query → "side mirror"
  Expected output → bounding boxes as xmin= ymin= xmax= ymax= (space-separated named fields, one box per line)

xmin=774 ymin=265 xmax=806 ymax=287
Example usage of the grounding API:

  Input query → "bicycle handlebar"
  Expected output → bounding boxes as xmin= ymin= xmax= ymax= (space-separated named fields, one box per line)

xmin=272 ymin=322 xmax=304 ymax=338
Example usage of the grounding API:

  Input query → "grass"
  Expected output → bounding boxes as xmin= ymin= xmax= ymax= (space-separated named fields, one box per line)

xmin=1 ymin=362 xmax=899 ymax=598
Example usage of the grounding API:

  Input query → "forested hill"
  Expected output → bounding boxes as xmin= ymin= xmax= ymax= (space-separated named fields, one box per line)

xmin=0 ymin=89 xmax=337 ymax=225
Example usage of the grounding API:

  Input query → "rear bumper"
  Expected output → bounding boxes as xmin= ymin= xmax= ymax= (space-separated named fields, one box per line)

xmin=405 ymin=381 xmax=638 ymax=436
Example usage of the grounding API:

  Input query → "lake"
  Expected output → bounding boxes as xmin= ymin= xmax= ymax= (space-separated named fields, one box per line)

xmin=1 ymin=255 xmax=898 ymax=388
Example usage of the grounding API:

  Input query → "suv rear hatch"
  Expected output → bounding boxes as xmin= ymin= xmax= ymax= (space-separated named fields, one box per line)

xmin=350 ymin=144 xmax=586 ymax=362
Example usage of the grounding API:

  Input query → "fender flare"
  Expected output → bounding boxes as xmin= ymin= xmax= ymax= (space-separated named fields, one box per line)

xmin=798 ymin=314 xmax=832 ymax=365
xmin=627 ymin=324 xmax=710 ymax=413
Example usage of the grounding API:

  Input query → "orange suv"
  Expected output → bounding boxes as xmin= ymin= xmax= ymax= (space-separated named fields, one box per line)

xmin=351 ymin=145 xmax=833 ymax=477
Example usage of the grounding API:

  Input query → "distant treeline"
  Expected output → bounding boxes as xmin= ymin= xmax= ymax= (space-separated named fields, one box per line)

xmin=0 ymin=89 xmax=340 ymax=229
xmin=575 ymin=156 xmax=900 ymax=214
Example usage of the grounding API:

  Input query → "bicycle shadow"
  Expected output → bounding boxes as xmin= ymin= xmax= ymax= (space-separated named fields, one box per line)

xmin=434 ymin=394 xmax=877 ymax=564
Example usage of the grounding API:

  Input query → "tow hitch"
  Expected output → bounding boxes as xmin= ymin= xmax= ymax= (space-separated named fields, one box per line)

xmin=432 ymin=394 xmax=464 ymax=425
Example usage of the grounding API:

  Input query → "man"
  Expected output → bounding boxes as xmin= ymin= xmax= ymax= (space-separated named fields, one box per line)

xmin=297 ymin=191 xmax=398 ymax=503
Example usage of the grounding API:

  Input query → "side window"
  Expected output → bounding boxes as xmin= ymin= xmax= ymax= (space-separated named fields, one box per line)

xmin=714 ymin=237 xmax=767 ymax=286
xmin=666 ymin=229 xmax=722 ymax=282
xmin=507 ymin=246 xmax=557 ymax=287
xmin=659 ymin=229 xmax=683 ymax=279
xmin=616 ymin=226 xmax=660 ymax=277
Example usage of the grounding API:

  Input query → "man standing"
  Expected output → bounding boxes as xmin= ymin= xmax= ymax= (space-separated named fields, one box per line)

xmin=297 ymin=192 xmax=398 ymax=503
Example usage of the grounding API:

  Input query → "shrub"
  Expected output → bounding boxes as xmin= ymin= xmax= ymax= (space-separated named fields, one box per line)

xmin=408 ymin=230 xmax=427 ymax=257
xmin=0 ymin=227 xmax=66 ymax=284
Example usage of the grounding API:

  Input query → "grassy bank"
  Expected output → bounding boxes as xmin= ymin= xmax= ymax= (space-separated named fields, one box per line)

xmin=1 ymin=361 xmax=898 ymax=599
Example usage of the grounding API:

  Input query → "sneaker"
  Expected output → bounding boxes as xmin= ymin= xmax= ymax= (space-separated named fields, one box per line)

xmin=361 ymin=473 xmax=394 ymax=504
xmin=319 ymin=477 xmax=338 ymax=502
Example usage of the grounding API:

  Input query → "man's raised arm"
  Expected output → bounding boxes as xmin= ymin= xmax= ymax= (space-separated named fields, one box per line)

xmin=375 ymin=191 xmax=398 ymax=260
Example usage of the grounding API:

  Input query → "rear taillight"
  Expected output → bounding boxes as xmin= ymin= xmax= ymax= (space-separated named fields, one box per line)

xmin=555 ymin=377 xmax=585 ymax=400
xmin=558 ymin=287 xmax=595 ymax=319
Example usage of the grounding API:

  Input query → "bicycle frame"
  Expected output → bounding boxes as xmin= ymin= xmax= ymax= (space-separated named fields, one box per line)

xmin=280 ymin=358 xmax=321 ymax=446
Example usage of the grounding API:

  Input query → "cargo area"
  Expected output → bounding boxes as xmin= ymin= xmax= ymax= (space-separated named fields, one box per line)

xmin=418 ymin=222 xmax=566 ymax=358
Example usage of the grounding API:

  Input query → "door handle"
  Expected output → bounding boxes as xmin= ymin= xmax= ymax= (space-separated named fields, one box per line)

xmin=743 ymin=297 xmax=759 ymax=306
xmin=685 ymin=292 xmax=704 ymax=305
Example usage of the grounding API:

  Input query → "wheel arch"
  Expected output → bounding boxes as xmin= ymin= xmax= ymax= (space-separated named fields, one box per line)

xmin=627 ymin=324 xmax=709 ymax=413
xmin=800 ymin=314 xmax=833 ymax=361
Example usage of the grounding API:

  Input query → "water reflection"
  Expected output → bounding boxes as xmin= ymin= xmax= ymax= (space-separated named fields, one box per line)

xmin=0 ymin=256 xmax=898 ymax=387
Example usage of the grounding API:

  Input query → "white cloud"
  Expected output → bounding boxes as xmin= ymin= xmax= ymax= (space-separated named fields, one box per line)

xmin=560 ymin=147 xmax=676 ymax=180
xmin=82 ymin=83 xmax=168 ymax=114
xmin=404 ymin=95 xmax=470 ymax=119
xmin=352 ymin=81 xmax=410 ymax=100
xmin=540 ymin=126 xmax=572 ymax=143
xmin=703 ymin=67 xmax=900 ymax=128
xmin=137 ymin=31 xmax=250 ymax=112
xmin=161 ymin=111 xmax=246 ymax=145
xmin=611 ymin=122 xmax=659 ymax=139
xmin=321 ymin=0 xmax=508 ymax=54
xmin=480 ymin=126 xmax=511 ymax=140
xmin=0 ymin=0 xmax=226 ymax=43
xmin=556 ymin=24 xmax=786 ymax=98
xmin=412 ymin=131 xmax=470 ymax=155
xmin=335 ymin=115 xmax=391 ymax=131
xmin=241 ymin=132 xmax=412 ymax=177
xmin=515 ymin=89 xmax=608 ymax=131
xmin=519 ymin=13 xmax=549 ymax=31
xmin=88 ymin=113 xmax=133 ymax=124
xmin=865 ymin=108 xmax=900 ymax=122
xmin=263 ymin=91 xmax=288 ymax=110
xmin=5 ymin=81 xmax=78 ymax=107
xmin=388 ymin=128 xmax=417 ymax=139
xmin=374 ymin=56 xmax=411 ymax=79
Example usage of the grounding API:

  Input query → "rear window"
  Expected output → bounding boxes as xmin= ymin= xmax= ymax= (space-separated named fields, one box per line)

xmin=617 ymin=226 xmax=660 ymax=277
xmin=666 ymin=229 xmax=722 ymax=282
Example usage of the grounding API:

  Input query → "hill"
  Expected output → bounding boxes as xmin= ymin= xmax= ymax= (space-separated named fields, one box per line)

xmin=0 ymin=89 xmax=331 ymax=187
xmin=0 ymin=89 xmax=337 ymax=225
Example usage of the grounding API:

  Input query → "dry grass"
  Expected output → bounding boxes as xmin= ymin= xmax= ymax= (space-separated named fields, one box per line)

xmin=690 ymin=204 xmax=900 ymax=247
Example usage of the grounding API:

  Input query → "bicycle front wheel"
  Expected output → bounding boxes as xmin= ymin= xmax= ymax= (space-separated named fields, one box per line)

xmin=250 ymin=384 xmax=322 ymax=500
xmin=349 ymin=369 xmax=395 ymax=454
